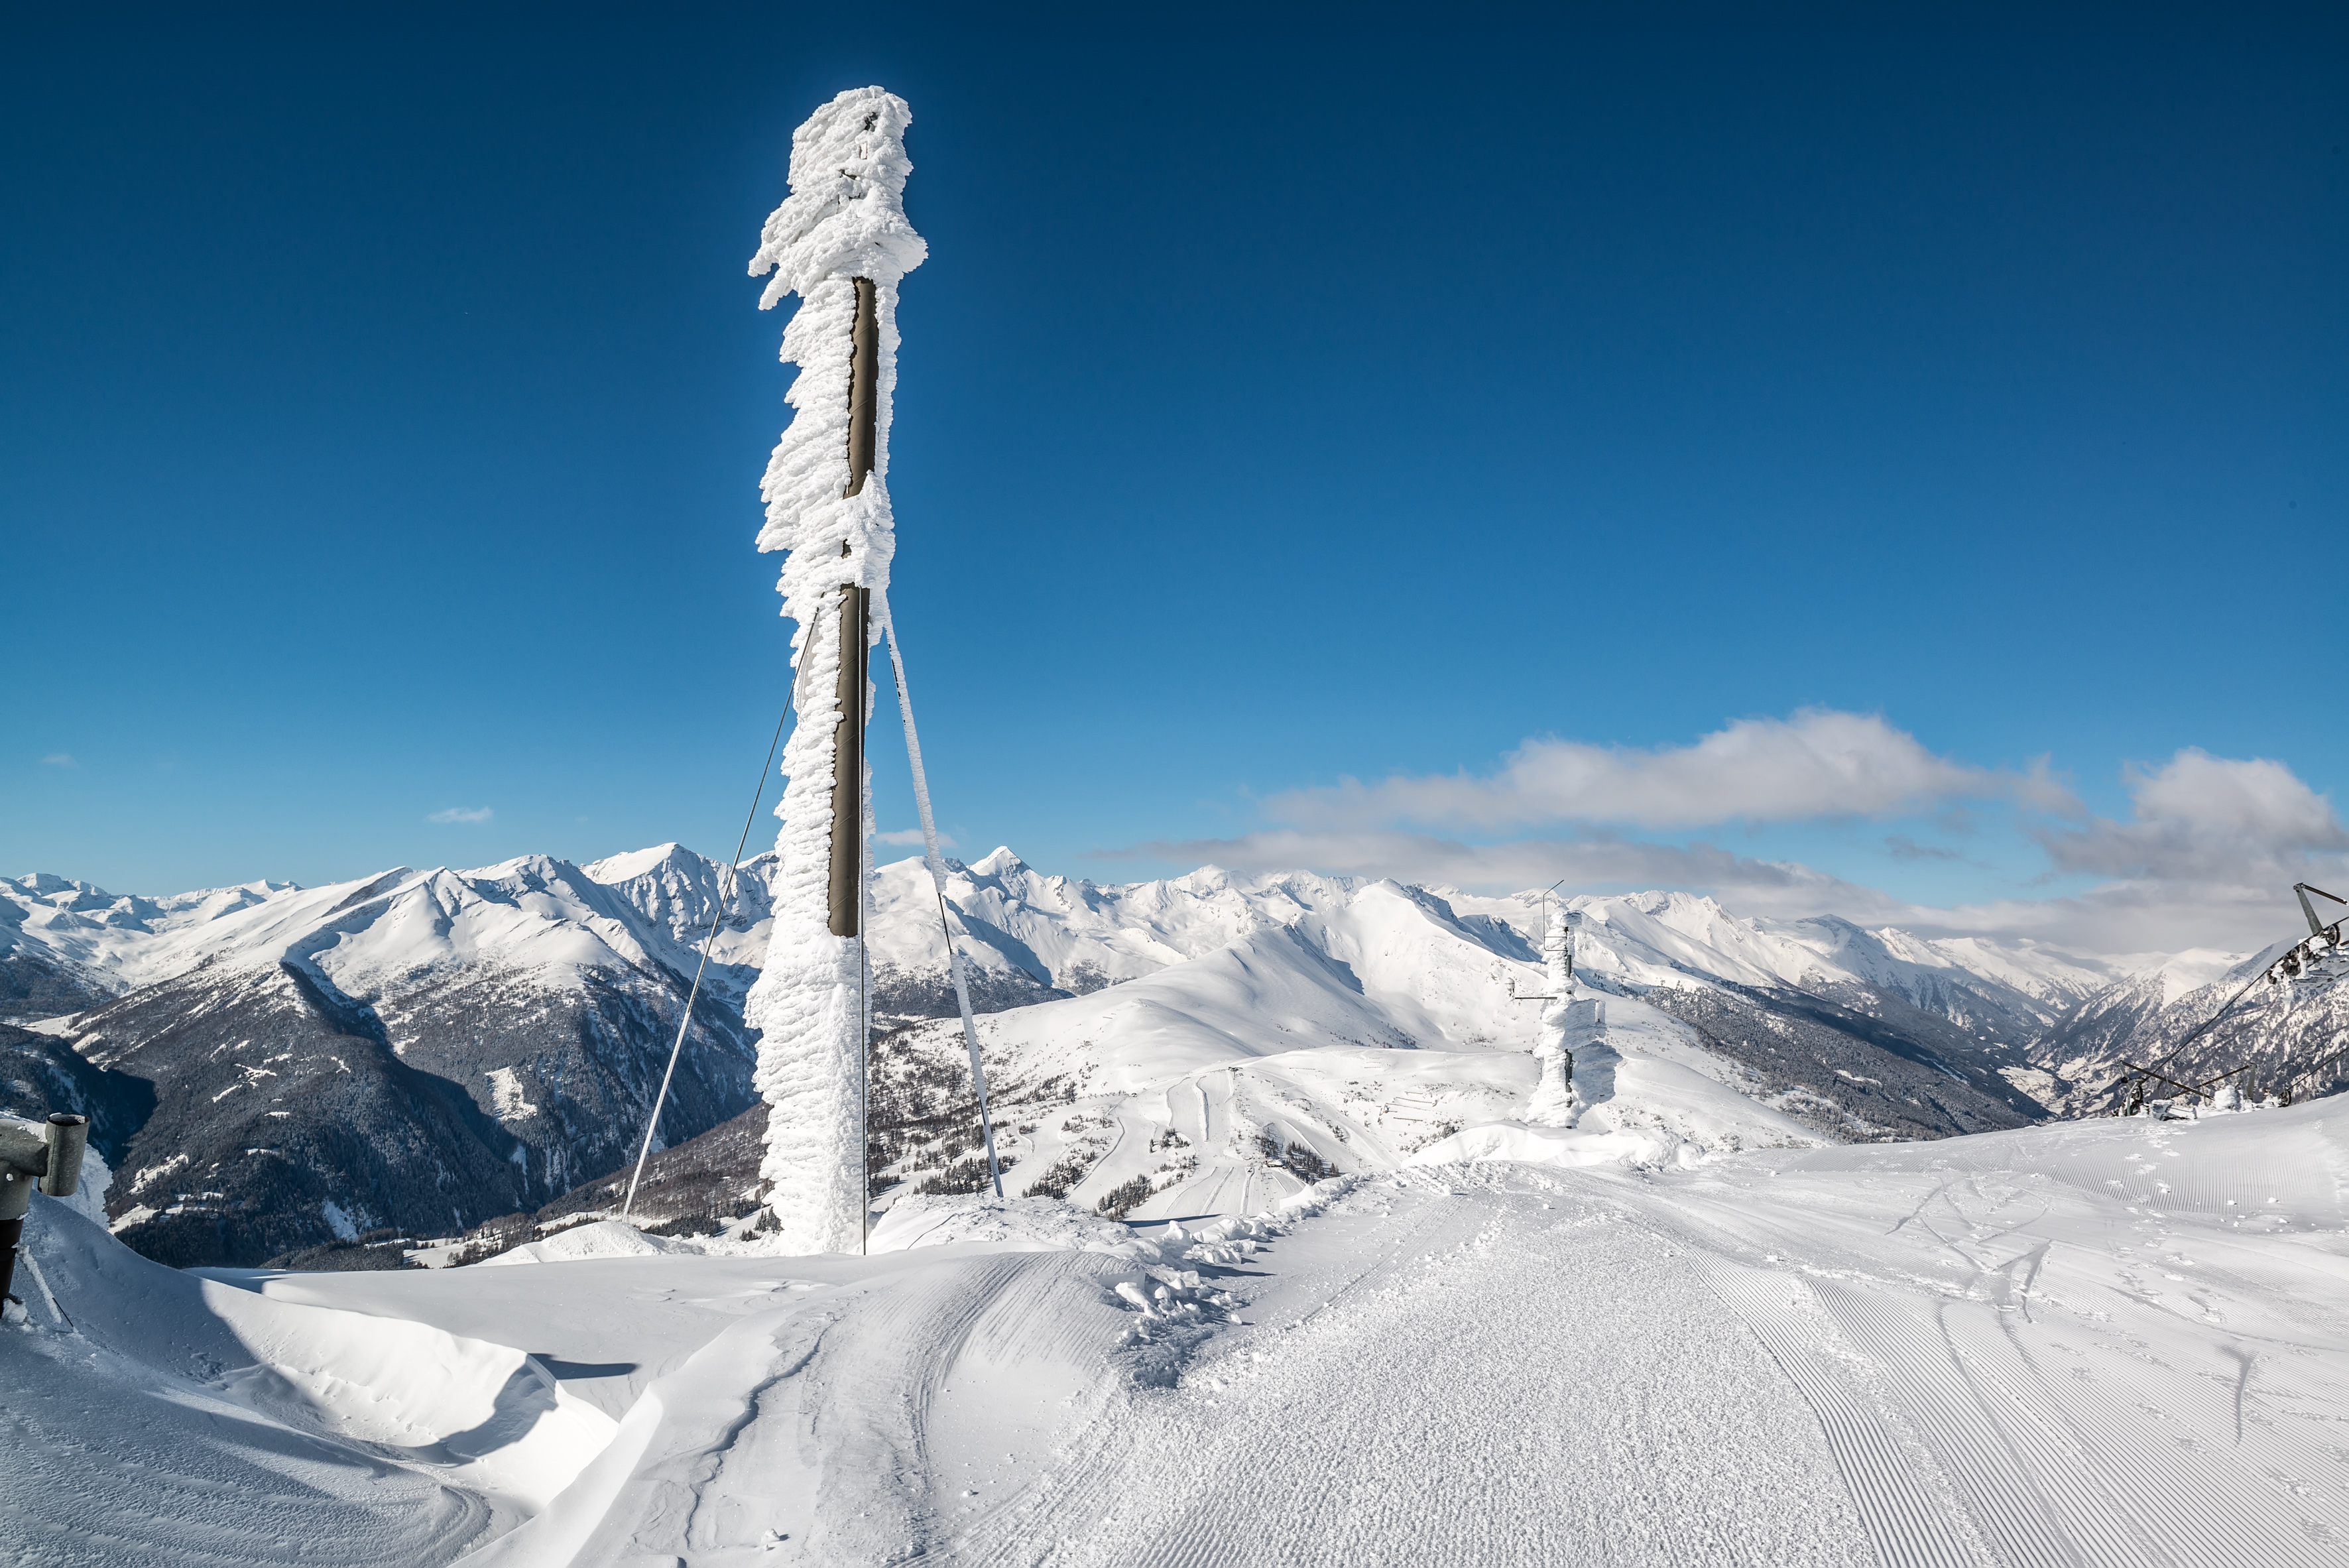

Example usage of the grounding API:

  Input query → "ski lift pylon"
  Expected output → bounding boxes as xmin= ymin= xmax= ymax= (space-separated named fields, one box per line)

xmin=2275 ymin=884 xmax=2349 ymax=991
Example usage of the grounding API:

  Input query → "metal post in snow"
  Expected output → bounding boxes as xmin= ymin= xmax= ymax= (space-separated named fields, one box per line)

xmin=829 ymin=583 xmax=870 ymax=937
xmin=743 ymin=88 xmax=925 ymax=1255
xmin=837 ymin=273 xmax=879 ymax=1250
xmin=846 ymin=278 xmax=879 ymax=497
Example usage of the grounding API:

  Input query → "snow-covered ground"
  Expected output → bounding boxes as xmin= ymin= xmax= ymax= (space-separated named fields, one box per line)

xmin=868 ymin=939 xmax=1831 ymax=1225
xmin=7 ymin=1099 xmax=2344 ymax=1565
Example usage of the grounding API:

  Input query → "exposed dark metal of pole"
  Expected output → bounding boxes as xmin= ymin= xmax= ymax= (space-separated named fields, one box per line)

xmin=40 ymin=1115 xmax=86 ymax=1199
xmin=1 ymin=1113 xmax=85 ymax=1311
xmin=0 ymin=1218 xmax=21 ymax=1309
xmin=828 ymin=583 xmax=870 ymax=937
xmin=845 ymin=278 xmax=878 ymax=498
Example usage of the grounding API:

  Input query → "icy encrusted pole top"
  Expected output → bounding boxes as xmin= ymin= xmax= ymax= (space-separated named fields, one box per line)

xmin=749 ymin=87 xmax=928 ymax=302
xmin=746 ymin=88 xmax=922 ymax=573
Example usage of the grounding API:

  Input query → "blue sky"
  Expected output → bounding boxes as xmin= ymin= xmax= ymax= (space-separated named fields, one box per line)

xmin=6 ymin=3 xmax=2344 ymax=954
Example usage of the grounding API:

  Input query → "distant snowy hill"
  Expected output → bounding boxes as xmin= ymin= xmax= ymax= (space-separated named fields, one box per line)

xmin=871 ymin=850 xmax=2112 ymax=1054
xmin=5 ymin=845 xmax=2310 ymax=1268
xmin=437 ymin=860 xmax=2122 ymax=1256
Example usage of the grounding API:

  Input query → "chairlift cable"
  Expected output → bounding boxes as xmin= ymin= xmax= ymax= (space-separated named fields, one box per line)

xmin=2104 ymin=886 xmax=2349 ymax=1108
xmin=2138 ymin=965 xmax=2276 ymax=1079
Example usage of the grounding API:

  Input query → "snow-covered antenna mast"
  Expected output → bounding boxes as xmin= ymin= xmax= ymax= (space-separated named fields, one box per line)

xmin=1526 ymin=886 xmax=1581 ymax=1126
xmin=742 ymin=88 xmax=928 ymax=1256
xmin=1509 ymin=878 xmax=1572 ymax=1002
xmin=1504 ymin=878 xmax=1581 ymax=1124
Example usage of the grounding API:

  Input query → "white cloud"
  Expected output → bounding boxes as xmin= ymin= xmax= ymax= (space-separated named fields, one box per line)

xmin=2037 ymin=749 xmax=2348 ymax=882
xmin=1976 ymin=749 xmax=2349 ymax=954
xmin=428 ymin=806 xmax=495 ymax=825
xmin=40 ymin=753 xmax=76 ymax=768
xmin=876 ymin=827 xmax=955 ymax=849
xmin=1121 ymin=741 xmax=2348 ymax=960
xmin=1266 ymin=709 xmax=2075 ymax=833
xmin=1132 ymin=828 xmax=1900 ymax=922
xmin=1128 ymin=821 xmax=2330 ymax=957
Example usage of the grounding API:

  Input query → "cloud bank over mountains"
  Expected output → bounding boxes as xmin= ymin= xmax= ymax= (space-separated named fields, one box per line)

xmin=1134 ymin=711 xmax=2348 ymax=958
xmin=2038 ymin=749 xmax=2349 ymax=883
xmin=1262 ymin=709 xmax=2075 ymax=832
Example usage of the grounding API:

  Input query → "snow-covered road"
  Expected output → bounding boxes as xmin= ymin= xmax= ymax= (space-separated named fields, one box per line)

xmin=7 ymin=1105 xmax=2346 ymax=1565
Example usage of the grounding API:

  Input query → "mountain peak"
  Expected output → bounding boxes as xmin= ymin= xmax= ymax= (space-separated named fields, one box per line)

xmin=9 ymin=873 xmax=125 ymax=912
xmin=583 ymin=843 xmax=705 ymax=884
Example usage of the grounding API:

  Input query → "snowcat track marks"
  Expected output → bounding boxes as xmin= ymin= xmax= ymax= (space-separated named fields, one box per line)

xmin=948 ymin=1181 xmax=1870 ymax=1568
xmin=1689 ymin=1255 xmax=1988 ymax=1568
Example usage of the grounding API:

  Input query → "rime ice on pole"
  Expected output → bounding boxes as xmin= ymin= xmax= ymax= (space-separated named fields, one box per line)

xmin=743 ymin=88 xmax=926 ymax=1254
xmin=1525 ymin=912 xmax=1587 ymax=1126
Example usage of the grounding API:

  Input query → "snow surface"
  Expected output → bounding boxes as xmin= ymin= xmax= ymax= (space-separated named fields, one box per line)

xmin=5 ymin=1200 xmax=617 ymax=1561
xmin=8 ymin=1100 xmax=2346 ymax=1563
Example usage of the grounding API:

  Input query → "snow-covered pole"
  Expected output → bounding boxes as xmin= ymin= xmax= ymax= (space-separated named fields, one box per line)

xmin=1525 ymin=900 xmax=1581 ymax=1126
xmin=743 ymin=88 xmax=926 ymax=1255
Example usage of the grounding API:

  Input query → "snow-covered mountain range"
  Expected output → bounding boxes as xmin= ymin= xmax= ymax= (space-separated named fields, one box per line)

xmin=3 ymin=845 xmax=2317 ymax=1267
xmin=3 ymin=853 xmax=765 ymax=1266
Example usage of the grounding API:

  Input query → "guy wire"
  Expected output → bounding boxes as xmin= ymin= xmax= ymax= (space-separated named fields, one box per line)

xmin=621 ymin=613 xmax=815 ymax=1221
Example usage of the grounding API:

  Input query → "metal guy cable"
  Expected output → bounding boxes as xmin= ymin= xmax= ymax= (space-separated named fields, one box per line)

xmin=620 ymin=636 xmax=810 ymax=1221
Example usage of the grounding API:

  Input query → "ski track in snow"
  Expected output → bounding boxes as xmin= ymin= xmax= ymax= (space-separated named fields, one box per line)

xmin=949 ymin=1179 xmax=1873 ymax=1568
xmin=6 ymin=1105 xmax=2348 ymax=1565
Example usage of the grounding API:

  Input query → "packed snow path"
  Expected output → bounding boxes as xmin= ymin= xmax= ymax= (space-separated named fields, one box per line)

xmin=5 ymin=1107 xmax=2346 ymax=1565
xmin=939 ymin=1120 xmax=2349 ymax=1568
xmin=960 ymin=1179 xmax=1876 ymax=1567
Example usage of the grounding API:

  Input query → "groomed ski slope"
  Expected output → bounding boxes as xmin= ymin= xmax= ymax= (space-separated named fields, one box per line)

xmin=7 ymin=1103 xmax=2346 ymax=1565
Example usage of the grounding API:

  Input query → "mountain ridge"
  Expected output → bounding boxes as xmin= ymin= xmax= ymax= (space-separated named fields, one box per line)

xmin=7 ymin=847 xmax=2326 ymax=1268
